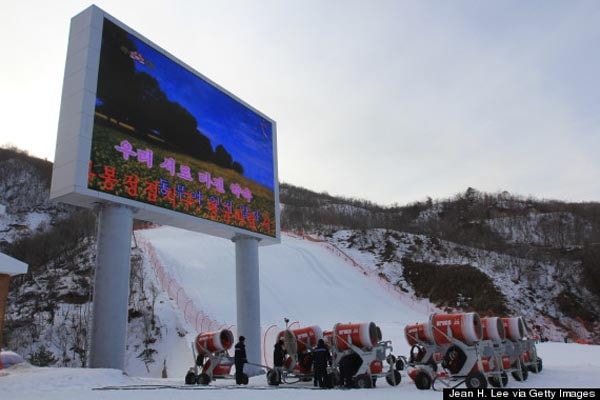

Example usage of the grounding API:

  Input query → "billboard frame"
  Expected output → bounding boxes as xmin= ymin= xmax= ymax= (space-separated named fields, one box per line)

xmin=51 ymin=5 xmax=280 ymax=245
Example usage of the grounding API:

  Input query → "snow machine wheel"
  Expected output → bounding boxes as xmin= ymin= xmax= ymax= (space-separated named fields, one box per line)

xmin=529 ymin=358 xmax=543 ymax=373
xmin=395 ymin=357 xmax=406 ymax=371
xmin=197 ymin=373 xmax=211 ymax=385
xmin=354 ymin=373 xmax=373 ymax=389
xmin=465 ymin=371 xmax=488 ymax=389
xmin=267 ymin=370 xmax=280 ymax=386
xmin=488 ymin=372 xmax=508 ymax=388
xmin=512 ymin=363 xmax=529 ymax=381
xmin=385 ymin=370 xmax=402 ymax=386
xmin=415 ymin=370 xmax=432 ymax=390
xmin=242 ymin=373 xmax=249 ymax=385
xmin=185 ymin=371 xmax=198 ymax=385
xmin=410 ymin=344 xmax=426 ymax=363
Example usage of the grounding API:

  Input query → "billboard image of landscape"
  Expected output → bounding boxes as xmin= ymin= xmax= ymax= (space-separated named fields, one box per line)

xmin=88 ymin=19 xmax=277 ymax=238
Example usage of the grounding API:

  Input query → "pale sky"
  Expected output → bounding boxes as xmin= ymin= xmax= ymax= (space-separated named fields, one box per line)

xmin=1 ymin=0 xmax=599 ymax=206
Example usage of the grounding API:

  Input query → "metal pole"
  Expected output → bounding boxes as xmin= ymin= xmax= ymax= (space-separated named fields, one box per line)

xmin=89 ymin=204 xmax=133 ymax=369
xmin=233 ymin=235 xmax=262 ymax=375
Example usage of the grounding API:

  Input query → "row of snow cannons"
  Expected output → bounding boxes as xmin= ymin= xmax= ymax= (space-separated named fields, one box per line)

xmin=404 ymin=312 xmax=543 ymax=391
xmin=267 ymin=322 xmax=402 ymax=388
xmin=184 ymin=322 xmax=403 ymax=389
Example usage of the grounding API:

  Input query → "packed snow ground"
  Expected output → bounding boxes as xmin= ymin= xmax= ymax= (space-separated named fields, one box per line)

xmin=2 ymin=227 xmax=599 ymax=398
xmin=3 ymin=342 xmax=599 ymax=399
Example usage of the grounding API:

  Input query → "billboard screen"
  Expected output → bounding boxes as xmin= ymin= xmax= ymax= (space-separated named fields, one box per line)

xmin=51 ymin=6 xmax=279 ymax=242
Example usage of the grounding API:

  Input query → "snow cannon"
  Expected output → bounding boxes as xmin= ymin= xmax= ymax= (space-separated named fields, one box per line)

xmin=185 ymin=329 xmax=236 ymax=385
xmin=278 ymin=325 xmax=323 ymax=356
xmin=323 ymin=330 xmax=334 ymax=347
xmin=430 ymin=313 xmax=482 ymax=346
xmin=481 ymin=317 xmax=506 ymax=343
xmin=500 ymin=316 xmax=543 ymax=377
xmin=501 ymin=317 xmax=526 ymax=341
xmin=195 ymin=329 xmax=234 ymax=356
xmin=327 ymin=322 xmax=400 ymax=389
xmin=405 ymin=322 xmax=433 ymax=346
xmin=269 ymin=325 xmax=324 ymax=382
xmin=332 ymin=322 xmax=380 ymax=351
xmin=405 ymin=313 xmax=482 ymax=348
xmin=404 ymin=313 xmax=500 ymax=390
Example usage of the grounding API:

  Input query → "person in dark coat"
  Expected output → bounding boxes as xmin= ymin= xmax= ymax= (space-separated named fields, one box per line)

xmin=338 ymin=352 xmax=362 ymax=388
xmin=234 ymin=336 xmax=248 ymax=385
xmin=312 ymin=339 xmax=332 ymax=388
xmin=273 ymin=339 xmax=286 ymax=384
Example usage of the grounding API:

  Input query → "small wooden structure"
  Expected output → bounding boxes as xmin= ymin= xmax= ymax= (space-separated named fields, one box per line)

xmin=0 ymin=252 xmax=28 ymax=369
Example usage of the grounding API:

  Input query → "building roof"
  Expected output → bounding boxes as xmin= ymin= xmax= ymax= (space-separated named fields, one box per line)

xmin=0 ymin=252 xmax=28 ymax=276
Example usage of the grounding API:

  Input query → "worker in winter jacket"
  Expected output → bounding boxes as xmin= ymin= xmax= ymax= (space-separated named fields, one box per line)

xmin=312 ymin=339 xmax=332 ymax=388
xmin=273 ymin=339 xmax=286 ymax=384
xmin=234 ymin=336 xmax=248 ymax=385
xmin=338 ymin=352 xmax=362 ymax=388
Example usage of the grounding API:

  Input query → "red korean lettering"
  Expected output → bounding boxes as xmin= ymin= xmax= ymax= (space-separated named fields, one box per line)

xmin=234 ymin=208 xmax=246 ymax=227
xmin=88 ymin=161 xmax=97 ymax=182
xmin=99 ymin=165 xmax=119 ymax=191
xmin=123 ymin=173 xmax=139 ymax=197
xmin=143 ymin=181 xmax=159 ymax=203
xmin=246 ymin=211 xmax=257 ymax=231
xmin=162 ymin=187 xmax=177 ymax=209
xmin=261 ymin=215 xmax=272 ymax=234
xmin=180 ymin=192 xmax=195 ymax=212
xmin=207 ymin=198 xmax=219 ymax=220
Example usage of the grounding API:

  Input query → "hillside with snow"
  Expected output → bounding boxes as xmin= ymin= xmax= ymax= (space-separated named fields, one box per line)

xmin=2 ymin=225 xmax=599 ymax=398
xmin=134 ymin=226 xmax=431 ymax=373
xmin=1 ymin=147 xmax=599 ymax=382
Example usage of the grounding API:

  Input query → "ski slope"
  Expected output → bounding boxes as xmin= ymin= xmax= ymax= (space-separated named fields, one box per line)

xmin=137 ymin=226 xmax=426 ymax=339
xmin=2 ymin=226 xmax=599 ymax=399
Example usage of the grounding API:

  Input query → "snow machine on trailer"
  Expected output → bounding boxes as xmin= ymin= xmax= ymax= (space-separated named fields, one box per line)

xmin=405 ymin=313 xmax=543 ymax=391
xmin=185 ymin=329 xmax=241 ymax=385
xmin=266 ymin=325 xmax=323 ymax=385
xmin=326 ymin=322 xmax=402 ymax=389
xmin=265 ymin=321 xmax=401 ymax=389
xmin=405 ymin=312 xmax=509 ymax=390
xmin=501 ymin=317 xmax=542 ymax=380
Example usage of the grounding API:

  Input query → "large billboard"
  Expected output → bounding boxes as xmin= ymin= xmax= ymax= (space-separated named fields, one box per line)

xmin=51 ymin=6 xmax=280 ymax=243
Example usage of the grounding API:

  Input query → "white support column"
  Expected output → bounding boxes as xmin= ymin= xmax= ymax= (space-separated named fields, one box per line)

xmin=233 ymin=235 xmax=262 ymax=375
xmin=89 ymin=204 xmax=134 ymax=370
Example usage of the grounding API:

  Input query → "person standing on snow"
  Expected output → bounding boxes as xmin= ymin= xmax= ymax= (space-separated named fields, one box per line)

xmin=234 ymin=336 xmax=248 ymax=385
xmin=312 ymin=339 xmax=331 ymax=388
xmin=273 ymin=339 xmax=286 ymax=384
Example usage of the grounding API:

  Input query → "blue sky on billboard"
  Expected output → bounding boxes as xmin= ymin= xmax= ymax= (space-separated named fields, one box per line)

xmin=129 ymin=33 xmax=275 ymax=191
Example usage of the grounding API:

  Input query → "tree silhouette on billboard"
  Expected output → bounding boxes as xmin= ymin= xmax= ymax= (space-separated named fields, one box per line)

xmin=95 ymin=19 xmax=242 ymax=174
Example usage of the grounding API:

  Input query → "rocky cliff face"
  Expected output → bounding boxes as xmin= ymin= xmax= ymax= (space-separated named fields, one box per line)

xmin=280 ymin=183 xmax=600 ymax=342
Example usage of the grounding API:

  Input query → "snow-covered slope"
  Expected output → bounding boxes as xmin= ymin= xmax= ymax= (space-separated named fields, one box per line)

xmin=135 ymin=227 xmax=430 ymax=367
xmin=139 ymin=227 xmax=428 ymax=326
xmin=2 ymin=225 xmax=600 ymax=397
